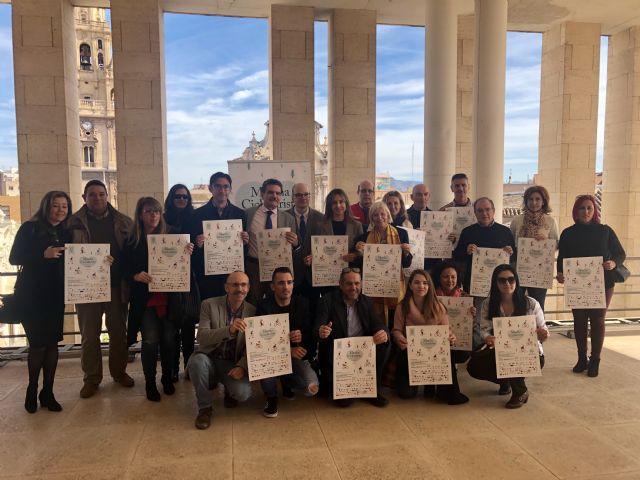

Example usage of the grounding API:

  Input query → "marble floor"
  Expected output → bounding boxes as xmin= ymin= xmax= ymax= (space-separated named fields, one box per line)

xmin=1 ymin=333 xmax=639 ymax=480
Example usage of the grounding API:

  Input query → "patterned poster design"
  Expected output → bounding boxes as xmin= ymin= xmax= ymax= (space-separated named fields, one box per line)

xmin=446 ymin=206 xmax=477 ymax=249
xmin=333 ymin=336 xmax=377 ymax=399
xmin=494 ymin=315 xmax=542 ymax=379
xmin=148 ymin=234 xmax=191 ymax=292
xmin=362 ymin=244 xmax=402 ymax=298
xmin=311 ymin=235 xmax=348 ymax=287
xmin=64 ymin=243 xmax=111 ymax=304
xmin=406 ymin=325 xmax=452 ymax=386
xmin=245 ymin=314 xmax=292 ymax=382
xmin=420 ymin=211 xmax=454 ymax=259
xmin=517 ymin=238 xmax=556 ymax=289
xmin=257 ymin=228 xmax=294 ymax=282
xmin=563 ymin=256 xmax=606 ymax=309
xmin=438 ymin=296 xmax=474 ymax=351
xmin=470 ymin=247 xmax=510 ymax=297
xmin=204 ymin=220 xmax=244 ymax=276
xmin=398 ymin=227 xmax=425 ymax=278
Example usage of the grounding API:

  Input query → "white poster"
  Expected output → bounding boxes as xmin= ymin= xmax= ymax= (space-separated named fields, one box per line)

xmin=446 ymin=206 xmax=476 ymax=249
xmin=420 ymin=211 xmax=454 ymax=259
xmin=203 ymin=220 xmax=244 ymax=276
xmin=398 ymin=227 xmax=425 ymax=278
xmin=517 ymin=238 xmax=556 ymax=290
xmin=362 ymin=244 xmax=402 ymax=298
xmin=438 ymin=296 xmax=474 ymax=351
xmin=257 ymin=228 xmax=293 ymax=282
xmin=470 ymin=247 xmax=510 ymax=297
xmin=148 ymin=234 xmax=191 ymax=292
xmin=406 ymin=325 xmax=452 ymax=386
xmin=245 ymin=314 xmax=292 ymax=382
xmin=64 ymin=244 xmax=110 ymax=304
xmin=494 ymin=315 xmax=542 ymax=378
xmin=333 ymin=336 xmax=377 ymax=399
xmin=227 ymin=160 xmax=311 ymax=210
xmin=311 ymin=235 xmax=349 ymax=287
xmin=563 ymin=256 xmax=606 ymax=309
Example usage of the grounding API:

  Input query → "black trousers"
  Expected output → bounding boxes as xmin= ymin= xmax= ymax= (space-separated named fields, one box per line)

xmin=467 ymin=348 xmax=545 ymax=396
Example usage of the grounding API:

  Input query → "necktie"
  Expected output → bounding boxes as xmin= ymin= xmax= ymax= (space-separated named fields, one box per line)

xmin=265 ymin=210 xmax=273 ymax=230
xmin=299 ymin=214 xmax=307 ymax=242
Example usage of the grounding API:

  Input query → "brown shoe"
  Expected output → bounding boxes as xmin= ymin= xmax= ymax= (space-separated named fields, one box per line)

xmin=80 ymin=382 xmax=99 ymax=399
xmin=195 ymin=407 xmax=212 ymax=430
xmin=113 ymin=373 xmax=135 ymax=388
xmin=505 ymin=390 xmax=529 ymax=409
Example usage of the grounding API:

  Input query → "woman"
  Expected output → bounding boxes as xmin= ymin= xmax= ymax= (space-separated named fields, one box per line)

xmin=9 ymin=191 xmax=72 ymax=413
xmin=557 ymin=195 xmax=625 ymax=377
xmin=467 ymin=265 xmax=549 ymax=408
xmin=354 ymin=201 xmax=413 ymax=326
xmin=163 ymin=184 xmax=197 ymax=381
xmin=510 ymin=185 xmax=558 ymax=310
xmin=382 ymin=190 xmax=412 ymax=230
xmin=393 ymin=269 xmax=469 ymax=404
xmin=125 ymin=197 xmax=193 ymax=401
xmin=433 ymin=260 xmax=468 ymax=297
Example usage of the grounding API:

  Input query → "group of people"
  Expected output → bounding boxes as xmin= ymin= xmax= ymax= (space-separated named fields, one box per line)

xmin=7 ymin=170 xmax=625 ymax=430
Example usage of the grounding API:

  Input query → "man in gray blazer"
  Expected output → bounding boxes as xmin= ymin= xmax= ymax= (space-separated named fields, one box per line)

xmin=245 ymin=178 xmax=299 ymax=305
xmin=188 ymin=271 xmax=255 ymax=430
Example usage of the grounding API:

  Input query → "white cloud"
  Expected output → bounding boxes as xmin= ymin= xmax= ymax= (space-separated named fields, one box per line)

xmin=235 ymin=69 xmax=268 ymax=88
xmin=230 ymin=89 xmax=255 ymax=102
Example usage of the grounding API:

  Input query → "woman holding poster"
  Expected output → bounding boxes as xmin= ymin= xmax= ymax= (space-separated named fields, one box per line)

xmin=467 ymin=265 xmax=549 ymax=409
xmin=556 ymin=195 xmax=625 ymax=378
xmin=9 ymin=191 xmax=72 ymax=413
xmin=392 ymin=270 xmax=469 ymax=405
xmin=509 ymin=185 xmax=558 ymax=310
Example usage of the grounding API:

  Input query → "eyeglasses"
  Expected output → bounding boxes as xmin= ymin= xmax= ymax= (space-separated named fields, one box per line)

xmin=497 ymin=276 xmax=516 ymax=285
xmin=173 ymin=194 xmax=189 ymax=200
xmin=341 ymin=267 xmax=361 ymax=274
xmin=294 ymin=193 xmax=310 ymax=198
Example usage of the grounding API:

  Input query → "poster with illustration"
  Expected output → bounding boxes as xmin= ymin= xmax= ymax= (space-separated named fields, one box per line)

xmin=311 ymin=235 xmax=348 ymax=287
xmin=148 ymin=234 xmax=191 ymax=292
xmin=203 ymin=220 xmax=244 ymax=275
xmin=446 ymin=206 xmax=476 ymax=249
xmin=362 ymin=244 xmax=402 ymax=298
xmin=494 ymin=315 xmax=542 ymax=378
xmin=245 ymin=314 xmax=292 ymax=381
xmin=517 ymin=238 xmax=555 ymax=289
xmin=257 ymin=228 xmax=293 ymax=282
xmin=470 ymin=247 xmax=510 ymax=297
xmin=563 ymin=256 xmax=606 ymax=309
xmin=406 ymin=325 xmax=452 ymax=386
xmin=64 ymin=244 xmax=110 ymax=304
xmin=398 ymin=227 xmax=425 ymax=278
xmin=437 ymin=296 xmax=474 ymax=351
xmin=420 ymin=211 xmax=454 ymax=258
xmin=333 ymin=336 xmax=377 ymax=399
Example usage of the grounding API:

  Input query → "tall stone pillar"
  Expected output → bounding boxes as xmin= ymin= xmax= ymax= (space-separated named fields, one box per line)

xmin=424 ymin=0 xmax=457 ymax=210
xmin=457 ymin=15 xmax=474 ymax=179
xmin=472 ymin=0 xmax=507 ymax=222
xmin=537 ymin=22 xmax=601 ymax=231
xmin=12 ymin=0 xmax=82 ymax=218
xmin=269 ymin=5 xmax=315 ymax=186
xmin=328 ymin=9 xmax=376 ymax=201
xmin=110 ymin=0 xmax=167 ymax=216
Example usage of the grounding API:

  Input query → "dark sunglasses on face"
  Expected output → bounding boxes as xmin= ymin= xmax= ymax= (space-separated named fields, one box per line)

xmin=497 ymin=276 xmax=516 ymax=285
xmin=174 ymin=194 xmax=189 ymax=200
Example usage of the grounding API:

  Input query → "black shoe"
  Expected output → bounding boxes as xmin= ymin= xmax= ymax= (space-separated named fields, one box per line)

xmin=39 ymin=389 xmax=62 ymax=412
xmin=195 ymin=407 xmax=212 ymax=430
xmin=263 ymin=397 xmax=278 ymax=418
xmin=24 ymin=384 xmax=38 ymax=414
xmin=367 ymin=393 xmax=389 ymax=408
xmin=145 ymin=382 xmax=161 ymax=402
xmin=587 ymin=357 xmax=600 ymax=377
xmin=171 ymin=371 xmax=179 ymax=383
xmin=448 ymin=392 xmax=470 ymax=406
xmin=282 ymin=385 xmax=295 ymax=400
xmin=505 ymin=390 xmax=529 ymax=409
xmin=498 ymin=380 xmax=511 ymax=395
xmin=224 ymin=393 xmax=238 ymax=408
xmin=334 ymin=398 xmax=354 ymax=408
xmin=162 ymin=378 xmax=176 ymax=396
xmin=423 ymin=385 xmax=436 ymax=398
xmin=573 ymin=356 xmax=588 ymax=373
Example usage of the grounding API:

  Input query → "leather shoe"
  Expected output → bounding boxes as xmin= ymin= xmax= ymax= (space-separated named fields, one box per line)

xmin=223 ymin=393 xmax=238 ymax=408
xmin=80 ymin=382 xmax=99 ymax=399
xmin=573 ymin=356 xmax=588 ymax=373
xmin=498 ymin=380 xmax=511 ymax=396
xmin=587 ymin=357 xmax=600 ymax=377
xmin=195 ymin=407 xmax=212 ymax=430
xmin=113 ymin=373 xmax=135 ymax=388
xmin=367 ymin=393 xmax=389 ymax=408
xmin=505 ymin=390 xmax=529 ymax=409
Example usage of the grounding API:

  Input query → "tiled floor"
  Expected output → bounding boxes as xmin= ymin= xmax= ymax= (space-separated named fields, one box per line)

xmin=1 ymin=333 xmax=639 ymax=479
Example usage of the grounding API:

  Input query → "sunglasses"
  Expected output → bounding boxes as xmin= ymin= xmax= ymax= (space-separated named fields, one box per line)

xmin=173 ymin=194 xmax=189 ymax=200
xmin=341 ymin=267 xmax=361 ymax=274
xmin=497 ymin=276 xmax=516 ymax=285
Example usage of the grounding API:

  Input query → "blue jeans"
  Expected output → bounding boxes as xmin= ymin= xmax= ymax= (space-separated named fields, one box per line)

xmin=141 ymin=307 xmax=176 ymax=383
xmin=187 ymin=353 xmax=252 ymax=410
xmin=260 ymin=358 xmax=319 ymax=398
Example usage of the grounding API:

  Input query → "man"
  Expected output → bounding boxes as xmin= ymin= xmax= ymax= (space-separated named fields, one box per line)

xmin=315 ymin=268 xmax=389 ymax=408
xmin=440 ymin=173 xmax=472 ymax=210
xmin=406 ymin=183 xmax=431 ymax=229
xmin=256 ymin=267 xmax=319 ymax=418
xmin=188 ymin=271 xmax=254 ymax=430
xmin=245 ymin=178 xmax=299 ymax=305
xmin=69 ymin=180 xmax=134 ymax=398
xmin=287 ymin=182 xmax=324 ymax=307
xmin=189 ymin=172 xmax=249 ymax=300
xmin=350 ymin=180 xmax=375 ymax=229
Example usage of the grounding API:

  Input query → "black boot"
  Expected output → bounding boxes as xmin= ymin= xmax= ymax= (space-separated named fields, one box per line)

xmin=145 ymin=380 xmax=161 ymax=402
xmin=24 ymin=383 xmax=38 ymax=414
xmin=161 ymin=375 xmax=175 ymax=395
xmin=587 ymin=357 xmax=600 ymax=377
xmin=572 ymin=356 xmax=588 ymax=373
xmin=39 ymin=383 xmax=62 ymax=412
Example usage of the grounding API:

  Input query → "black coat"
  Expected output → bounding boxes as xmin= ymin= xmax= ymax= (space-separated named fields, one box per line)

xmin=9 ymin=220 xmax=70 ymax=346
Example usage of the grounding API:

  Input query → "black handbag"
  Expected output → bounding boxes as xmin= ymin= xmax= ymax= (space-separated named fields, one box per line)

xmin=612 ymin=264 xmax=631 ymax=283
xmin=0 ymin=294 xmax=23 ymax=324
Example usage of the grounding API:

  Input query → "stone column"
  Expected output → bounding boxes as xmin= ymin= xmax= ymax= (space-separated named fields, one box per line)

xmin=269 ymin=5 xmax=315 ymax=186
xmin=472 ymin=0 xmax=507 ymax=222
xmin=424 ymin=0 xmax=457 ymax=210
xmin=457 ymin=15 xmax=474 ymax=179
xmin=328 ymin=9 xmax=376 ymax=201
xmin=537 ymin=22 xmax=601 ymax=231
xmin=110 ymin=0 xmax=167 ymax=216
xmin=12 ymin=0 xmax=82 ymax=219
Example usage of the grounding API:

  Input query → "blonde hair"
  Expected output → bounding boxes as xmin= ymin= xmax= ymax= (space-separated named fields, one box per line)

xmin=369 ymin=201 xmax=392 ymax=224
xmin=132 ymin=196 xmax=167 ymax=246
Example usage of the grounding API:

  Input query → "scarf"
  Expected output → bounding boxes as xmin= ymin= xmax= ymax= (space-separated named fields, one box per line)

xmin=366 ymin=224 xmax=405 ymax=317
xmin=519 ymin=210 xmax=546 ymax=239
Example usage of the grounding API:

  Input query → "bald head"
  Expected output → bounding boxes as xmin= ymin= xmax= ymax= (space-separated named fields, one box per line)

xmin=292 ymin=183 xmax=311 ymax=212
xmin=410 ymin=184 xmax=430 ymax=210
xmin=225 ymin=271 xmax=250 ymax=304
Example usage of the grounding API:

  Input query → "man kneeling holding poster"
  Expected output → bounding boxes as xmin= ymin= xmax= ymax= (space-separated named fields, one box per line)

xmin=315 ymin=268 xmax=389 ymax=408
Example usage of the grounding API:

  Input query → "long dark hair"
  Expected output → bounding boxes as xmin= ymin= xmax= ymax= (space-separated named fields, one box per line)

xmin=164 ymin=184 xmax=193 ymax=230
xmin=431 ymin=260 xmax=462 ymax=291
xmin=487 ymin=264 xmax=529 ymax=319
xmin=30 ymin=191 xmax=73 ymax=226
xmin=399 ymin=269 xmax=445 ymax=321
xmin=324 ymin=188 xmax=356 ymax=223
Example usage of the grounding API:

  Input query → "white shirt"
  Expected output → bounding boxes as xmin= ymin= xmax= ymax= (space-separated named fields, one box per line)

xmin=248 ymin=206 xmax=278 ymax=258
xmin=292 ymin=207 xmax=310 ymax=231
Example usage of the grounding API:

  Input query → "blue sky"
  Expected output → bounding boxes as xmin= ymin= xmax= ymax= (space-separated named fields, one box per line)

xmin=0 ymin=5 xmax=607 ymax=186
